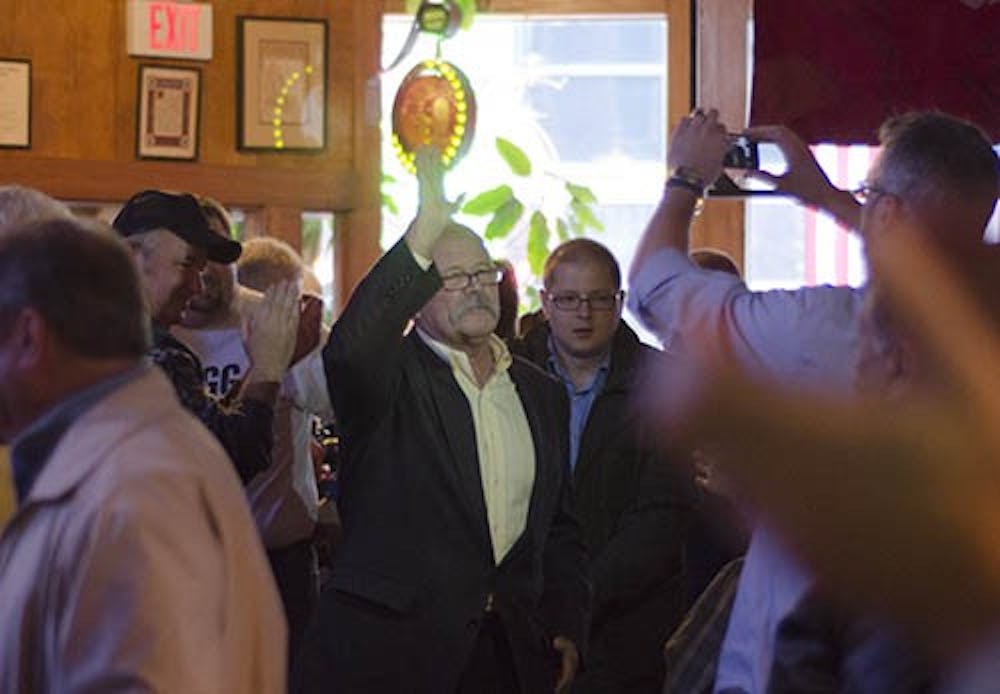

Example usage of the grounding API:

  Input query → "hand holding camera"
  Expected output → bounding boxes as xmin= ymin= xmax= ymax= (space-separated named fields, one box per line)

xmin=667 ymin=108 xmax=731 ymax=191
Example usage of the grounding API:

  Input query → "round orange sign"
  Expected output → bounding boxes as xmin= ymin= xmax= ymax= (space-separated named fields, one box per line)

xmin=391 ymin=59 xmax=477 ymax=172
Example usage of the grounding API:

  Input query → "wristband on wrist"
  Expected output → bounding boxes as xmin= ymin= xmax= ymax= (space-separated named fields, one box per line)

xmin=666 ymin=166 xmax=707 ymax=197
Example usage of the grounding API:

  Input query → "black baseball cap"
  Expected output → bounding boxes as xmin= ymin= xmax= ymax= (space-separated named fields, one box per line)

xmin=112 ymin=189 xmax=242 ymax=264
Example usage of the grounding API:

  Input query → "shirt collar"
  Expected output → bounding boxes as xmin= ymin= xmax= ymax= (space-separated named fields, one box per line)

xmin=11 ymin=364 xmax=146 ymax=503
xmin=416 ymin=328 xmax=513 ymax=385
xmin=546 ymin=334 xmax=611 ymax=395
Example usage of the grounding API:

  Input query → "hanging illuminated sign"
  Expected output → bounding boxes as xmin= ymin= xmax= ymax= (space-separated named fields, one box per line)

xmin=391 ymin=59 xmax=477 ymax=173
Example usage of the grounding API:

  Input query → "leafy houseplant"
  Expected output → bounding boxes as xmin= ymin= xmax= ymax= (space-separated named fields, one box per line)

xmin=459 ymin=137 xmax=604 ymax=307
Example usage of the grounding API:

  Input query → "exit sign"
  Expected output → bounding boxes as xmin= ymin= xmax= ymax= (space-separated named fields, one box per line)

xmin=126 ymin=1 xmax=213 ymax=60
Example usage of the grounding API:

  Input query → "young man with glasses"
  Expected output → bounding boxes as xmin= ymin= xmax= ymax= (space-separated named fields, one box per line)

xmin=512 ymin=238 xmax=692 ymax=694
xmin=628 ymin=109 xmax=998 ymax=694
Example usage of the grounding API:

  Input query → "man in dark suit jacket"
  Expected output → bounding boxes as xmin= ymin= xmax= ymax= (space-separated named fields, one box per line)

xmin=514 ymin=239 xmax=692 ymax=693
xmin=295 ymin=149 xmax=590 ymax=693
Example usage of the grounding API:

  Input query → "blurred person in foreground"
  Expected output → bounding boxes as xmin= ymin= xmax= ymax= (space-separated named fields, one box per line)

xmin=0 ymin=186 xmax=74 ymax=530
xmin=295 ymin=148 xmax=589 ymax=694
xmin=645 ymin=224 xmax=1000 ymax=694
xmin=627 ymin=107 xmax=998 ymax=694
xmin=0 ymin=217 xmax=285 ymax=692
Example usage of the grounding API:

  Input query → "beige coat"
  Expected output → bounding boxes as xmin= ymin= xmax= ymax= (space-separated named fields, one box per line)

xmin=0 ymin=366 xmax=286 ymax=693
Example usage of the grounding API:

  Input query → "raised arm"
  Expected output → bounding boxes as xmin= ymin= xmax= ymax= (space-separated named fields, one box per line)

xmin=629 ymin=108 xmax=729 ymax=284
xmin=744 ymin=124 xmax=861 ymax=232
xmin=322 ymin=147 xmax=460 ymax=428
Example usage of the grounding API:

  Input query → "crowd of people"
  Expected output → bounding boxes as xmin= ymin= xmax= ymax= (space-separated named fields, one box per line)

xmin=0 ymin=105 xmax=996 ymax=694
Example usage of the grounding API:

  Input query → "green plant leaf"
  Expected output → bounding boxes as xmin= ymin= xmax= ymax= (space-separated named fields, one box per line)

xmin=566 ymin=182 xmax=597 ymax=204
xmin=527 ymin=211 xmax=551 ymax=276
xmin=522 ymin=285 xmax=541 ymax=315
xmin=485 ymin=198 xmax=524 ymax=240
xmin=454 ymin=0 xmax=477 ymax=29
xmin=462 ymin=185 xmax=513 ymax=216
xmin=496 ymin=137 xmax=532 ymax=177
xmin=381 ymin=192 xmax=399 ymax=216
xmin=571 ymin=200 xmax=605 ymax=232
xmin=555 ymin=218 xmax=570 ymax=242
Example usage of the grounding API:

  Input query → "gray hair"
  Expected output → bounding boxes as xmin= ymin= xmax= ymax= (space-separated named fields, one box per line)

xmin=0 ymin=217 xmax=150 ymax=358
xmin=875 ymin=112 xmax=998 ymax=232
xmin=0 ymin=185 xmax=73 ymax=235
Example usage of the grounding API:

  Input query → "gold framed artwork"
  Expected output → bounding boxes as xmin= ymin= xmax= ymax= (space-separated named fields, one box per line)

xmin=136 ymin=64 xmax=201 ymax=160
xmin=0 ymin=59 xmax=31 ymax=149
xmin=237 ymin=16 xmax=327 ymax=151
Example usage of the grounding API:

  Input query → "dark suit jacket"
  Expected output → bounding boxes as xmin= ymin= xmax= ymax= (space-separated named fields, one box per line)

xmin=296 ymin=240 xmax=590 ymax=694
xmin=515 ymin=322 xmax=693 ymax=693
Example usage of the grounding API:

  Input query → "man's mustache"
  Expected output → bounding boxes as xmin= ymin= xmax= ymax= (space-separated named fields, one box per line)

xmin=454 ymin=297 xmax=498 ymax=319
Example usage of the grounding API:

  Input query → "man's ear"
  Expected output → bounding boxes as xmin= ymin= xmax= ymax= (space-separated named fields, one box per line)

xmin=866 ymin=194 xmax=905 ymax=240
xmin=539 ymin=290 xmax=552 ymax=320
xmin=8 ymin=308 xmax=48 ymax=371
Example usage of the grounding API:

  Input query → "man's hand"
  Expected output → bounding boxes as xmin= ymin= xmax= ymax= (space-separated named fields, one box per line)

xmin=244 ymin=279 xmax=300 ymax=384
xmin=628 ymin=107 xmax=730 ymax=281
xmin=290 ymin=294 xmax=323 ymax=365
xmin=667 ymin=107 xmax=729 ymax=186
xmin=552 ymin=635 xmax=579 ymax=693
xmin=405 ymin=146 xmax=463 ymax=260
xmin=744 ymin=124 xmax=861 ymax=230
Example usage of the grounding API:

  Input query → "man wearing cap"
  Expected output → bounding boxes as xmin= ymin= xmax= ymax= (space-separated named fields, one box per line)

xmin=113 ymin=189 xmax=299 ymax=483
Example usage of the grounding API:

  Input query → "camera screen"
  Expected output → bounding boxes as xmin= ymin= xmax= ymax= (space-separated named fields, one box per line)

xmin=709 ymin=138 xmax=786 ymax=197
xmin=723 ymin=136 xmax=759 ymax=169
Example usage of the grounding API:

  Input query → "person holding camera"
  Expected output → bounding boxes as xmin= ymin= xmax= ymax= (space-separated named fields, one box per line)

xmin=628 ymin=108 xmax=998 ymax=693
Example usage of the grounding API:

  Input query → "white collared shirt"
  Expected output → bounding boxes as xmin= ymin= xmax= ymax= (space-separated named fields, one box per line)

xmin=418 ymin=329 xmax=536 ymax=564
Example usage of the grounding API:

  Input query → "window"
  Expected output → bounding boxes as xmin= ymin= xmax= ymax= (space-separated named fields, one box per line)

xmin=743 ymin=19 xmax=1000 ymax=291
xmin=381 ymin=14 xmax=667 ymax=336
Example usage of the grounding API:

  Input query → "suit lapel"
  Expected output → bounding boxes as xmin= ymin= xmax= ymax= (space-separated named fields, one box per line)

xmin=507 ymin=364 xmax=546 ymax=545
xmin=413 ymin=336 xmax=493 ymax=554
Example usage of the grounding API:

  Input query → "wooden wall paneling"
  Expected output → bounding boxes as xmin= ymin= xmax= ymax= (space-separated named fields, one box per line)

xmin=385 ymin=0 xmax=671 ymax=12
xmin=0 ymin=0 xmax=359 ymax=214
xmin=0 ymin=157 xmax=358 ymax=210
xmin=689 ymin=0 xmax=751 ymax=271
xmin=243 ymin=206 xmax=304 ymax=249
xmin=334 ymin=0 xmax=384 ymax=306
xmin=666 ymin=0 xmax=692 ymax=128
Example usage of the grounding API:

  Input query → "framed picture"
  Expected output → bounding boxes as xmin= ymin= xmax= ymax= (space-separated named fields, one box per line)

xmin=136 ymin=64 xmax=201 ymax=160
xmin=0 ymin=59 xmax=31 ymax=149
xmin=237 ymin=16 xmax=327 ymax=151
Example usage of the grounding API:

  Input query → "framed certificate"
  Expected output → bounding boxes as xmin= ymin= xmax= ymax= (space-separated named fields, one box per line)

xmin=0 ymin=59 xmax=31 ymax=149
xmin=237 ymin=17 xmax=327 ymax=151
xmin=136 ymin=64 xmax=201 ymax=160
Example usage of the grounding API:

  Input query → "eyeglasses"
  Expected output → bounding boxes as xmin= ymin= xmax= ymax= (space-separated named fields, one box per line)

xmin=440 ymin=266 xmax=504 ymax=291
xmin=546 ymin=291 xmax=624 ymax=312
xmin=852 ymin=181 xmax=890 ymax=205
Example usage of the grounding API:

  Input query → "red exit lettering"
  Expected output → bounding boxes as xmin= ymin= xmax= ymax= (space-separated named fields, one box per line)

xmin=148 ymin=2 xmax=201 ymax=54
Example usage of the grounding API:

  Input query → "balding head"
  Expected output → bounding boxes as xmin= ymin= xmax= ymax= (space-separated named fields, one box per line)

xmin=416 ymin=224 xmax=500 ymax=351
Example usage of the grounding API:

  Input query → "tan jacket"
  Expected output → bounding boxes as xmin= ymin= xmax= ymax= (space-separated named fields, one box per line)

xmin=0 ymin=366 xmax=286 ymax=693
xmin=0 ymin=449 xmax=12 ymax=531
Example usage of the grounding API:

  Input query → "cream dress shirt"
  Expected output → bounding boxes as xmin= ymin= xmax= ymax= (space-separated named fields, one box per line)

xmin=418 ymin=329 xmax=536 ymax=564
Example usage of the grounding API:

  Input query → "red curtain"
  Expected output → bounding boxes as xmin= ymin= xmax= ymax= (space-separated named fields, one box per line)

xmin=750 ymin=0 xmax=1000 ymax=144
